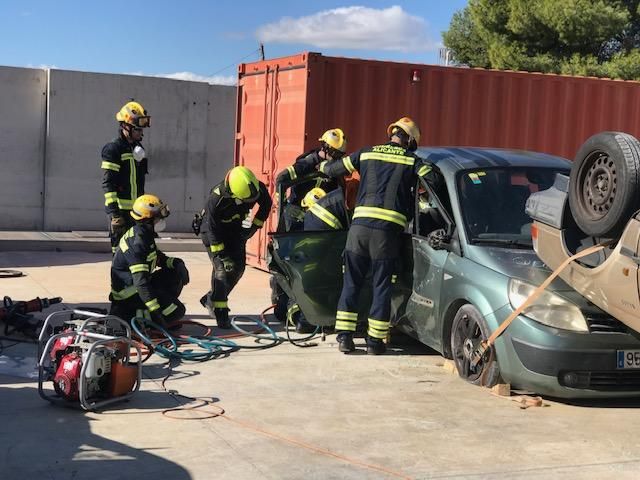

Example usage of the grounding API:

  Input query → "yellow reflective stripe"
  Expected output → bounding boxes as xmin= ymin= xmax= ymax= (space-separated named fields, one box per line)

xmin=129 ymin=264 xmax=149 ymax=274
xmin=310 ymin=204 xmax=343 ymax=229
xmin=118 ymin=227 xmax=134 ymax=253
xmin=213 ymin=301 xmax=228 ymax=308
xmin=287 ymin=304 xmax=301 ymax=325
xmin=368 ymin=327 xmax=388 ymax=339
xmin=146 ymin=251 xmax=157 ymax=261
xmin=342 ymin=156 xmax=355 ymax=173
xmin=335 ymin=320 xmax=357 ymax=331
xmin=117 ymin=198 xmax=134 ymax=210
xmin=252 ymin=217 xmax=264 ymax=227
xmin=287 ymin=165 xmax=297 ymax=180
xmin=336 ymin=310 xmax=357 ymax=320
xmin=111 ymin=285 xmax=137 ymax=300
xmin=368 ymin=318 xmax=389 ymax=330
xmin=213 ymin=187 xmax=220 ymax=195
xmin=128 ymin=156 xmax=137 ymax=203
xmin=221 ymin=214 xmax=242 ymax=223
xmin=318 ymin=161 xmax=327 ymax=173
xmin=145 ymin=299 xmax=160 ymax=312
xmin=101 ymin=161 xmax=120 ymax=172
xmin=391 ymin=274 xmax=397 ymax=284
xmin=417 ymin=164 xmax=432 ymax=177
xmin=167 ymin=257 xmax=175 ymax=268
xmin=361 ymin=152 xmax=415 ymax=166
xmin=104 ymin=192 xmax=118 ymax=206
xmin=210 ymin=243 xmax=225 ymax=253
xmin=162 ymin=303 xmax=178 ymax=316
xmin=353 ymin=206 xmax=407 ymax=227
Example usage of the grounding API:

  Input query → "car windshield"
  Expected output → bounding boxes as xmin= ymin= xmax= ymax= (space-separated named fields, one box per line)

xmin=457 ymin=167 xmax=568 ymax=247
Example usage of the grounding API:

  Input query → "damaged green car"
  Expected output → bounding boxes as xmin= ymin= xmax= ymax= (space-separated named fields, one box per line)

xmin=269 ymin=147 xmax=640 ymax=398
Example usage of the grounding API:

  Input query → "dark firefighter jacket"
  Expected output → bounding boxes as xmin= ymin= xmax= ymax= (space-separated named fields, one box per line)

xmin=320 ymin=141 xmax=442 ymax=231
xmin=303 ymin=188 xmax=349 ymax=231
xmin=200 ymin=180 xmax=273 ymax=257
xmin=111 ymin=223 xmax=178 ymax=315
xmin=275 ymin=149 xmax=338 ymax=205
xmin=101 ymin=132 xmax=147 ymax=216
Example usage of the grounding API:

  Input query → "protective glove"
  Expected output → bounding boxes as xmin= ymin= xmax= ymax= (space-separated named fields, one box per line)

xmin=241 ymin=225 xmax=259 ymax=241
xmin=219 ymin=256 xmax=235 ymax=273
xmin=172 ymin=258 xmax=190 ymax=285
xmin=427 ymin=228 xmax=450 ymax=250
xmin=111 ymin=215 xmax=126 ymax=229
xmin=191 ymin=212 xmax=203 ymax=236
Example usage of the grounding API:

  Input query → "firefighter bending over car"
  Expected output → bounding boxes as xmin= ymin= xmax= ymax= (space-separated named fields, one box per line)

xmin=275 ymin=128 xmax=347 ymax=231
xmin=199 ymin=166 xmax=273 ymax=329
xmin=101 ymin=101 xmax=151 ymax=253
xmin=110 ymin=194 xmax=189 ymax=327
xmin=321 ymin=117 xmax=443 ymax=355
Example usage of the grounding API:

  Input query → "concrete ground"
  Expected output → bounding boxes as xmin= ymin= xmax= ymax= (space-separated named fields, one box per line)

xmin=2 ymin=250 xmax=640 ymax=480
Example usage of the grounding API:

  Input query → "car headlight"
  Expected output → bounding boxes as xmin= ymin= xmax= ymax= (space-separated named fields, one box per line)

xmin=508 ymin=279 xmax=588 ymax=332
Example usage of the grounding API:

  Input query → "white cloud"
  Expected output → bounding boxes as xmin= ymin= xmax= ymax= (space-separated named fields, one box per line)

xmin=256 ymin=5 xmax=439 ymax=53
xmin=158 ymin=72 xmax=237 ymax=86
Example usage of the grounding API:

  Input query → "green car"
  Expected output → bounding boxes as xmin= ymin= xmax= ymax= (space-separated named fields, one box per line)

xmin=269 ymin=147 xmax=640 ymax=398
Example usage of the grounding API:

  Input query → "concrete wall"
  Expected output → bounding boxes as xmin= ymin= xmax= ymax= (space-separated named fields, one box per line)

xmin=0 ymin=66 xmax=236 ymax=232
xmin=0 ymin=67 xmax=47 ymax=229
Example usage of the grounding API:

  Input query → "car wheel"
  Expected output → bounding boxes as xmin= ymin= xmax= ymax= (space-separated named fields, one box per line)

xmin=569 ymin=131 xmax=640 ymax=237
xmin=450 ymin=304 xmax=500 ymax=387
xmin=269 ymin=275 xmax=288 ymax=323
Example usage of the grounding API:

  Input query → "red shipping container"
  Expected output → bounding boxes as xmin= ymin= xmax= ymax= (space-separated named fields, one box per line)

xmin=235 ymin=52 xmax=640 ymax=267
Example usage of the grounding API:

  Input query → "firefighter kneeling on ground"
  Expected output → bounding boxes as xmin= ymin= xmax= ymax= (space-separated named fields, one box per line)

xmin=198 ymin=166 xmax=273 ymax=329
xmin=110 ymin=194 xmax=189 ymax=327
xmin=320 ymin=116 xmax=443 ymax=355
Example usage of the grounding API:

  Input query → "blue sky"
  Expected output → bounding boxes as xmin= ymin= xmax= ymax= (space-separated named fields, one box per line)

xmin=0 ymin=1 xmax=468 ymax=85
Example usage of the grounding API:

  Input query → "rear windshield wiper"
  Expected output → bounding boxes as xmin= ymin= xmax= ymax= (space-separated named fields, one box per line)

xmin=470 ymin=238 xmax=532 ymax=248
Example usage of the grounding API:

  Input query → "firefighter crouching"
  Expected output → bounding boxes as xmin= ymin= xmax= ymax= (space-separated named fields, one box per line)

xmin=199 ymin=166 xmax=273 ymax=329
xmin=110 ymin=194 xmax=189 ymax=327
xmin=275 ymin=128 xmax=347 ymax=232
xmin=320 ymin=117 xmax=443 ymax=355
xmin=101 ymin=101 xmax=151 ymax=253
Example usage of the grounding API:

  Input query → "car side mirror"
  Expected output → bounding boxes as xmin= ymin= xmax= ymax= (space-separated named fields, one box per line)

xmin=427 ymin=229 xmax=450 ymax=250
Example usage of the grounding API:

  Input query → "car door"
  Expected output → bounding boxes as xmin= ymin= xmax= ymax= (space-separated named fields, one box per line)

xmin=399 ymin=182 xmax=453 ymax=352
xmin=269 ymin=230 xmax=347 ymax=326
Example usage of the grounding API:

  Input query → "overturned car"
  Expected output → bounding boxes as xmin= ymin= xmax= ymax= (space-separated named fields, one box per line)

xmin=269 ymin=147 xmax=640 ymax=398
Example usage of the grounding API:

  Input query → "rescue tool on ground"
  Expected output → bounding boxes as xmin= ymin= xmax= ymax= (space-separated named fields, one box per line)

xmin=38 ymin=310 xmax=142 ymax=411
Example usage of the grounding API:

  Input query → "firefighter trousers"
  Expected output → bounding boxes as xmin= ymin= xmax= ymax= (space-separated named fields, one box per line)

xmin=335 ymin=224 xmax=399 ymax=343
xmin=110 ymin=268 xmax=186 ymax=323
xmin=109 ymin=212 xmax=135 ymax=254
xmin=203 ymin=239 xmax=246 ymax=310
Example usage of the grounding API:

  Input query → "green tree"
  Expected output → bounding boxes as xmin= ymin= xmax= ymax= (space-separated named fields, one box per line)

xmin=442 ymin=0 xmax=640 ymax=80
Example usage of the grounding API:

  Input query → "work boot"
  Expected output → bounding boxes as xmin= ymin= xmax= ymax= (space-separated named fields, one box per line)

xmin=367 ymin=339 xmax=386 ymax=355
xmin=200 ymin=292 xmax=216 ymax=318
xmin=337 ymin=333 xmax=355 ymax=353
xmin=214 ymin=308 xmax=231 ymax=329
xmin=295 ymin=314 xmax=316 ymax=334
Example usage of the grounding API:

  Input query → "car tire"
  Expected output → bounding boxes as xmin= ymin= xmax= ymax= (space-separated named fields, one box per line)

xmin=269 ymin=275 xmax=288 ymax=323
xmin=569 ymin=131 xmax=640 ymax=237
xmin=450 ymin=304 xmax=501 ymax=387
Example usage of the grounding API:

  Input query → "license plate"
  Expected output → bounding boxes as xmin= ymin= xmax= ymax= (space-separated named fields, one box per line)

xmin=617 ymin=350 xmax=640 ymax=369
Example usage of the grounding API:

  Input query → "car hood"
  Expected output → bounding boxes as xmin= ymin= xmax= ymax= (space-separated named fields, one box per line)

xmin=466 ymin=244 xmax=577 ymax=295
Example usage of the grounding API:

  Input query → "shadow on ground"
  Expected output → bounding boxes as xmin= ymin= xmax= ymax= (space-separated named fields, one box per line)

xmin=0 ymin=251 xmax=112 ymax=269
xmin=0 ymin=380 xmax=192 ymax=480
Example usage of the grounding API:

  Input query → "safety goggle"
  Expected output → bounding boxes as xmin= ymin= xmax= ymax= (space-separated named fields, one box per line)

xmin=133 ymin=116 xmax=151 ymax=128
